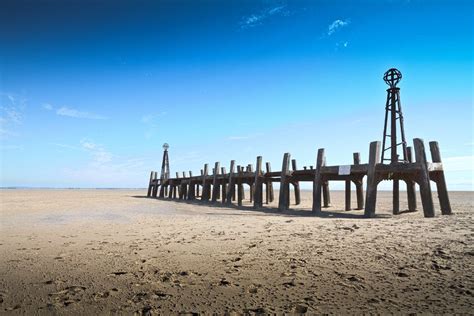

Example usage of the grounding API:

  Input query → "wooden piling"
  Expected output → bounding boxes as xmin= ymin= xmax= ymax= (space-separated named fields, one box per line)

xmin=188 ymin=171 xmax=195 ymax=200
xmin=429 ymin=141 xmax=452 ymax=215
xmin=248 ymin=164 xmax=254 ymax=203
xmin=225 ymin=161 xmax=236 ymax=205
xmin=364 ymin=141 xmax=381 ymax=217
xmin=322 ymin=156 xmax=331 ymax=207
xmin=201 ymin=164 xmax=210 ymax=202
xmin=414 ymin=138 xmax=435 ymax=218
xmin=291 ymin=159 xmax=301 ymax=205
xmin=237 ymin=166 xmax=243 ymax=206
xmin=253 ymin=156 xmax=263 ymax=208
xmin=406 ymin=147 xmax=417 ymax=211
xmin=147 ymin=171 xmax=154 ymax=197
xmin=211 ymin=162 xmax=221 ymax=203
xmin=278 ymin=153 xmax=291 ymax=211
xmin=265 ymin=162 xmax=274 ymax=204
xmin=393 ymin=179 xmax=400 ymax=214
xmin=152 ymin=172 xmax=159 ymax=198
xmin=345 ymin=180 xmax=351 ymax=211
xmin=353 ymin=153 xmax=364 ymax=210
xmin=312 ymin=149 xmax=325 ymax=213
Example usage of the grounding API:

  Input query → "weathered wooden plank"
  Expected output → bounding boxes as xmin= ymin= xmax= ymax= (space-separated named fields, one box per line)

xmin=278 ymin=153 xmax=291 ymax=211
xmin=364 ymin=141 xmax=381 ymax=217
xmin=406 ymin=146 xmax=417 ymax=211
xmin=414 ymin=138 xmax=435 ymax=218
xmin=353 ymin=153 xmax=364 ymax=210
xmin=253 ymin=156 xmax=263 ymax=208
xmin=312 ymin=149 xmax=325 ymax=213
xmin=429 ymin=141 xmax=452 ymax=215
xmin=291 ymin=159 xmax=301 ymax=205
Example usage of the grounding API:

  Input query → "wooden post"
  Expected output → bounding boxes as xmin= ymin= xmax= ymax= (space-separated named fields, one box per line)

xmin=291 ymin=159 xmax=301 ymax=205
xmin=182 ymin=172 xmax=188 ymax=200
xmin=220 ymin=167 xmax=227 ymax=203
xmin=176 ymin=173 xmax=182 ymax=199
xmin=201 ymin=164 xmax=210 ymax=202
xmin=364 ymin=141 xmax=381 ymax=217
xmin=248 ymin=164 xmax=254 ymax=203
xmin=393 ymin=178 xmax=400 ymax=215
xmin=253 ymin=156 xmax=263 ymax=208
xmin=429 ymin=141 xmax=452 ymax=215
xmin=237 ymin=166 xmax=243 ymax=206
xmin=406 ymin=147 xmax=417 ymax=211
xmin=353 ymin=153 xmax=364 ymax=210
xmin=312 ymin=149 xmax=325 ymax=213
xmin=147 ymin=171 xmax=154 ymax=197
xmin=188 ymin=171 xmax=195 ymax=200
xmin=345 ymin=180 xmax=351 ymax=211
xmin=211 ymin=162 xmax=221 ymax=203
xmin=168 ymin=180 xmax=174 ymax=199
xmin=152 ymin=171 xmax=159 ymax=198
xmin=225 ymin=161 xmax=236 ymax=205
xmin=321 ymin=155 xmax=331 ymax=207
xmin=159 ymin=180 xmax=166 ymax=198
xmin=265 ymin=162 xmax=274 ymax=204
xmin=278 ymin=153 xmax=291 ymax=211
xmin=414 ymin=138 xmax=435 ymax=218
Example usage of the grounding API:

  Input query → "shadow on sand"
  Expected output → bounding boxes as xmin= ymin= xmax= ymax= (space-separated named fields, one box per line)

xmin=131 ymin=195 xmax=392 ymax=219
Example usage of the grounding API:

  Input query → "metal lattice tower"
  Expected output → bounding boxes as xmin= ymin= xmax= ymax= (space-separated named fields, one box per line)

xmin=381 ymin=68 xmax=408 ymax=164
xmin=160 ymin=143 xmax=170 ymax=184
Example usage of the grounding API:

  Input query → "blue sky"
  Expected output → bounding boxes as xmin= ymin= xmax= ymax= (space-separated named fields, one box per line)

xmin=0 ymin=0 xmax=472 ymax=189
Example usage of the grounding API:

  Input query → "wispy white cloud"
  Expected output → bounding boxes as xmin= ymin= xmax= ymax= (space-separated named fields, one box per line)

xmin=80 ymin=139 xmax=112 ymax=164
xmin=56 ymin=106 xmax=107 ymax=120
xmin=240 ymin=4 xmax=289 ymax=29
xmin=327 ymin=19 xmax=350 ymax=36
xmin=0 ymin=92 xmax=27 ymax=138
xmin=42 ymin=103 xmax=53 ymax=111
xmin=335 ymin=41 xmax=349 ymax=50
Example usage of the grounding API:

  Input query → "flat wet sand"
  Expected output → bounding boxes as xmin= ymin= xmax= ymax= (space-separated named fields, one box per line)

xmin=0 ymin=189 xmax=473 ymax=314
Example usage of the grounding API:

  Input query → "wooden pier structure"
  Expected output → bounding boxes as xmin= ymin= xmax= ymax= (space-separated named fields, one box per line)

xmin=146 ymin=69 xmax=452 ymax=218
xmin=147 ymin=138 xmax=451 ymax=218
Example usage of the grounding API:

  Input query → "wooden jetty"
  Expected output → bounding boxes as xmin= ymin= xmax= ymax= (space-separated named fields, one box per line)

xmin=147 ymin=69 xmax=452 ymax=217
xmin=147 ymin=138 xmax=452 ymax=218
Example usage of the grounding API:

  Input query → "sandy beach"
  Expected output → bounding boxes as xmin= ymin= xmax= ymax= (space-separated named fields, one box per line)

xmin=0 ymin=189 xmax=473 ymax=314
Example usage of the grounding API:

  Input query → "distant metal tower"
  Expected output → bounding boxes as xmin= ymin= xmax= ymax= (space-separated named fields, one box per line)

xmin=381 ymin=68 xmax=408 ymax=164
xmin=160 ymin=143 xmax=170 ymax=184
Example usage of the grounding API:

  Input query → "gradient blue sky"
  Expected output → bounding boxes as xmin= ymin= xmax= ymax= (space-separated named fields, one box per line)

xmin=0 ymin=0 xmax=472 ymax=189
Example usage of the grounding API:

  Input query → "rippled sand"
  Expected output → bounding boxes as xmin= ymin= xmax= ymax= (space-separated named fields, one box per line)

xmin=0 ymin=189 xmax=473 ymax=314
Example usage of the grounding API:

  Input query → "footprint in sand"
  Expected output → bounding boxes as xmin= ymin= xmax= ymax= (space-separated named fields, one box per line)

xmin=48 ymin=286 xmax=86 ymax=307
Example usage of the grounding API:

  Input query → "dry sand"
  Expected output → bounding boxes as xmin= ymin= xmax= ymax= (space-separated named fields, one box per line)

xmin=0 ymin=189 xmax=473 ymax=314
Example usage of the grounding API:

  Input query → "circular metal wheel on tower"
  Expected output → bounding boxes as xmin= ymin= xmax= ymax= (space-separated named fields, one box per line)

xmin=383 ymin=68 xmax=402 ymax=88
xmin=163 ymin=143 xmax=169 ymax=151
